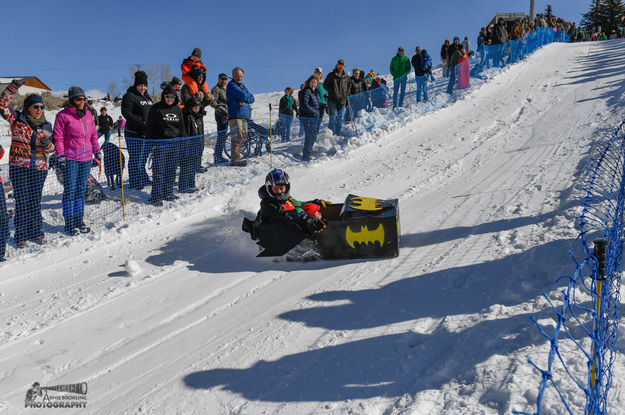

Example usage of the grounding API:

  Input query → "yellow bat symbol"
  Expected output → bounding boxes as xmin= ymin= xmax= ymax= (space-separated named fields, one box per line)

xmin=345 ymin=224 xmax=385 ymax=248
xmin=349 ymin=197 xmax=383 ymax=211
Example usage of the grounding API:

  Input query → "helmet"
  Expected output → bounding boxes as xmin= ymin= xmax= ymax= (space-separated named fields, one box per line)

xmin=265 ymin=168 xmax=290 ymax=201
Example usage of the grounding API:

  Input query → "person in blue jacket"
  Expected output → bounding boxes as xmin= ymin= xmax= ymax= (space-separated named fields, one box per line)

xmin=226 ymin=67 xmax=255 ymax=167
xmin=298 ymin=75 xmax=320 ymax=162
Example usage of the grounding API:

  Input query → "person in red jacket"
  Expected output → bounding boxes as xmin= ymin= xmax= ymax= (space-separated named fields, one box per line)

xmin=181 ymin=48 xmax=210 ymax=96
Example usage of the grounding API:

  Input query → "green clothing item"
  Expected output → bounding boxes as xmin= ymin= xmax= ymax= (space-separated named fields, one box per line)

xmin=25 ymin=112 xmax=47 ymax=128
xmin=599 ymin=34 xmax=607 ymax=40
xmin=389 ymin=54 xmax=411 ymax=80
xmin=284 ymin=94 xmax=293 ymax=109
xmin=448 ymin=49 xmax=464 ymax=68
xmin=316 ymin=82 xmax=328 ymax=105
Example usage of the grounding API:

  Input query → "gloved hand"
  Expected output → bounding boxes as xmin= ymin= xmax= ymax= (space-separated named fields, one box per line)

xmin=215 ymin=106 xmax=227 ymax=117
xmin=38 ymin=135 xmax=50 ymax=148
xmin=56 ymin=155 xmax=67 ymax=169
xmin=298 ymin=211 xmax=326 ymax=234
xmin=92 ymin=153 xmax=101 ymax=167
xmin=10 ymin=78 xmax=27 ymax=90
xmin=312 ymin=199 xmax=331 ymax=208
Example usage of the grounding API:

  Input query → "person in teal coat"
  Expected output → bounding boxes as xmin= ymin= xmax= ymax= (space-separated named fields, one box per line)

xmin=389 ymin=46 xmax=411 ymax=108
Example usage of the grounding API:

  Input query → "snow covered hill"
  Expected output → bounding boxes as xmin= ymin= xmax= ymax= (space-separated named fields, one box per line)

xmin=2 ymin=39 xmax=625 ymax=414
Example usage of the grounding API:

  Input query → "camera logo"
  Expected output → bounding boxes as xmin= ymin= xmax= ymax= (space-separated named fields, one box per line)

xmin=24 ymin=381 xmax=88 ymax=409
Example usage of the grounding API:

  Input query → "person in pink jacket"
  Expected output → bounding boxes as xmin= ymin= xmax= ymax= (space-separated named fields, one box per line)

xmin=53 ymin=86 xmax=100 ymax=235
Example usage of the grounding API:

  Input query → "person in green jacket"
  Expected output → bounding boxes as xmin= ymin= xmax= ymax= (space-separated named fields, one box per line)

xmin=389 ymin=46 xmax=411 ymax=108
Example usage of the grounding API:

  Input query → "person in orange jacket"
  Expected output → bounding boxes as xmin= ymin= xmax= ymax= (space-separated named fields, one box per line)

xmin=181 ymin=48 xmax=210 ymax=95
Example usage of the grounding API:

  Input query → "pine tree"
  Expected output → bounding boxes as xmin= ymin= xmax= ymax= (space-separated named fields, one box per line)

xmin=582 ymin=0 xmax=625 ymax=34
xmin=546 ymin=4 xmax=553 ymax=23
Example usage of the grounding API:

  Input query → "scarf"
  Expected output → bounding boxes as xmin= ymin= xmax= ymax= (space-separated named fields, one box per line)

xmin=24 ymin=112 xmax=47 ymax=128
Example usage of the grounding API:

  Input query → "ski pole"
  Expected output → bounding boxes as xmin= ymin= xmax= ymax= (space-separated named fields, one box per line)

xmin=268 ymin=103 xmax=273 ymax=168
xmin=117 ymin=128 xmax=126 ymax=221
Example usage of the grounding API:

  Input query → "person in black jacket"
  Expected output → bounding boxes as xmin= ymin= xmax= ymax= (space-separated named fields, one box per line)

xmin=349 ymin=68 xmax=368 ymax=96
xmin=298 ymin=75 xmax=320 ymax=161
xmin=146 ymin=85 xmax=185 ymax=206
xmin=492 ymin=18 xmax=508 ymax=67
xmin=97 ymin=107 xmax=115 ymax=144
xmin=278 ymin=87 xmax=298 ymax=142
xmin=87 ymin=100 xmax=99 ymax=128
xmin=179 ymin=97 xmax=204 ymax=193
xmin=254 ymin=168 xmax=325 ymax=235
xmin=348 ymin=68 xmax=369 ymax=118
xmin=122 ymin=70 xmax=153 ymax=190
xmin=411 ymin=47 xmax=431 ymax=102
xmin=441 ymin=40 xmax=450 ymax=77
xmin=323 ymin=59 xmax=350 ymax=135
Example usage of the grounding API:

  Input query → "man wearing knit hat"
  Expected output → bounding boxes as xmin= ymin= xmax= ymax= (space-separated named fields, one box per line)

xmin=122 ymin=70 xmax=153 ymax=189
xmin=390 ymin=46 xmax=411 ymax=109
xmin=323 ymin=59 xmax=350 ymax=135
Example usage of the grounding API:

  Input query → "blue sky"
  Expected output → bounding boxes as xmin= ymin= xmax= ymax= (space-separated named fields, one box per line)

xmin=0 ymin=0 xmax=589 ymax=96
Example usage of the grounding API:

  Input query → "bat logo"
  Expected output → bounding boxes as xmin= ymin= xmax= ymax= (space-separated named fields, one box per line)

xmin=349 ymin=197 xmax=383 ymax=211
xmin=345 ymin=224 xmax=384 ymax=248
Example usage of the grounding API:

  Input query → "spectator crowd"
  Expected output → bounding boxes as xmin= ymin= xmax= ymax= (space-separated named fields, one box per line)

xmin=0 ymin=10 xmax=606 ymax=261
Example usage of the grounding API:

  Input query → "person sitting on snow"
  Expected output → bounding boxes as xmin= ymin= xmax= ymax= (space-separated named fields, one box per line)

xmin=181 ymin=48 xmax=210 ymax=96
xmin=256 ymin=168 xmax=326 ymax=235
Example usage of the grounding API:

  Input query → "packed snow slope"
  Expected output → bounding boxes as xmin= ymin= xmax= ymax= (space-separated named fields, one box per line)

xmin=2 ymin=39 xmax=625 ymax=415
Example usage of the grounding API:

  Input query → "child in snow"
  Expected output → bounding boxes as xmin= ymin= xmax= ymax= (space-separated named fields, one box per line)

xmin=181 ymin=48 xmax=210 ymax=96
xmin=256 ymin=168 xmax=326 ymax=235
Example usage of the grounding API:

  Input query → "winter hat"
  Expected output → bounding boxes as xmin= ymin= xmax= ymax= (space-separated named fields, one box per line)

xmin=23 ymin=94 xmax=43 ymax=110
xmin=218 ymin=73 xmax=228 ymax=80
xmin=171 ymin=76 xmax=182 ymax=85
xmin=187 ymin=97 xmax=201 ymax=107
xmin=87 ymin=100 xmax=93 ymax=105
xmin=133 ymin=70 xmax=148 ymax=87
xmin=301 ymin=203 xmax=320 ymax=217
xmin=161 ymin=85 xmax=178 ymax=104
xmin=100 ymin=107 xmax=107 ymax=112
xmin=314 ymin=66 xmax=323 ymax=73
xmin=398 ymin=46 xmax=404 ymax=52
xmin=67 ymin=86 xmax=86 ymax=101
xmin=192 ymin=47 xmax=202 ymax=59
xmin=337 ymin=59 xmax=345 ymax=66
xmin=453 ymin=36 xmax=460 ymax=42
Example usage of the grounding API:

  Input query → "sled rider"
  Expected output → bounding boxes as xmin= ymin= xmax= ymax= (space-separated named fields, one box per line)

xmin=256 ymin=168 xmax=326 ymax=235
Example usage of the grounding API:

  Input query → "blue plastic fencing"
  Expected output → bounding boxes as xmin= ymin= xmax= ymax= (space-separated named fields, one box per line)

xmin=347 ymin=27 xmax=570 ymax=135
xmin=514 ymin=121 xmax=625 ymax=415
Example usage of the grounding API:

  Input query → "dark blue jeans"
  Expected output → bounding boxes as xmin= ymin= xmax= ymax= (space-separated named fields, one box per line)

xmin=151 ymin=142 xmax=178 ymax=201
xmin=447 ymin=66 xmax=457 ymax=95
xmin=98 ymin=129 xmax=112 ymax=144
xmin=0 ymin=183 xmax=8 ymax=260
xmin=126 ymin=134 xmax=152 ymax=189
xmin=9 ymin=165 xmax=48 ymax=242
xmin=393 ymin=77 xmax=407 ymax=108
xmin=214 ymin=115 xmax=228 ymax=162
xmin=62 ymin=160 xmax=91 ymax=226
xmin=415 ymin=76 xmax=428 ymax=102
xmin=279 ymin=114 xmax=293 ymax=142
xmin=301 ymin=118 xmax=319 ymax=161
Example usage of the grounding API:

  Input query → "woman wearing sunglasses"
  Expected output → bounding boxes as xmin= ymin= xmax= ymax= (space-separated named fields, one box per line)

xmin=0 ymin=78 xmax=55 ymax=248
xmin=53 ymin=86 xmax=100 ymax=236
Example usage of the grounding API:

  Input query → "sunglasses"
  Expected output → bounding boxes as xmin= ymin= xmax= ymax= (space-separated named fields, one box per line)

xmin=74 ymin=97 xmax=86 ymax=102
xmin=164 ymin=94 xmax=176 ymax=99
xmin=32 ymin=105 xmax=45 ymax=110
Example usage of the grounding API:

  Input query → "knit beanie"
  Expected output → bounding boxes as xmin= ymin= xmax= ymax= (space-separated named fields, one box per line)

xmin=67 ymin=86 xmax=86 ymax=101
xmin=23 ymin=94 xmax=44 ymax=110
xmin=134 ymin=70 xmax=148 ymax=87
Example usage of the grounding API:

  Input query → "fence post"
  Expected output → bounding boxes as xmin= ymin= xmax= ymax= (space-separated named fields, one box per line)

xmin=117 ymin=128 xmax=126 ymax=221
xmin=590 ymin=238 xmax=609 ymax=413
xmin=268 ymin=103 xmax=273 ymax=168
